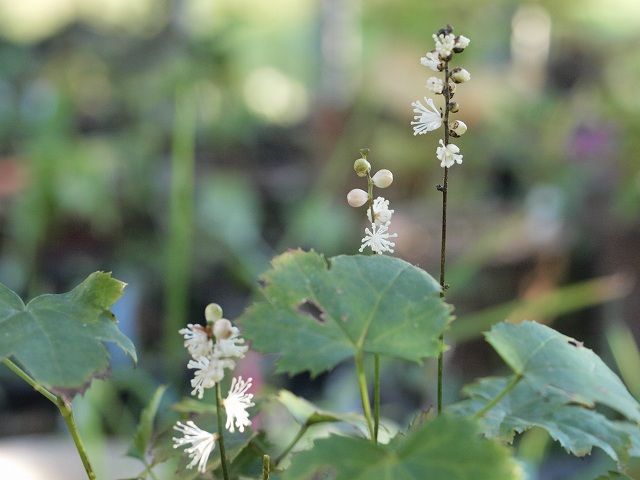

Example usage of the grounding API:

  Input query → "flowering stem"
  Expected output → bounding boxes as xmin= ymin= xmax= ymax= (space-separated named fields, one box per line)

xmin=367 ymin=174 xmax=375 ymax=227
xmin=355 ymin=351 xmax=376 ymax=441
xmin=2 ymin=358 xmax=97 ymax=479
xmin=215 ymin=383 xmax=231 ymax=480
xmin=473 ymin=374 xmax=523 ymax=419
xmin=436 ymin=60 xmax=452 ymax=416
xmin=275 ymin=422 xmax=309 ymax=466
xmin=262 ymin=454 xmax=271 ymax=480
xmin=373 ymin=354 xmax=380 ymax=444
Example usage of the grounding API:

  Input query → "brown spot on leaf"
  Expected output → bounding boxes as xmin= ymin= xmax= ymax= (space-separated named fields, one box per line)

xmin=297 ymin=299 xmax=325 ymax=324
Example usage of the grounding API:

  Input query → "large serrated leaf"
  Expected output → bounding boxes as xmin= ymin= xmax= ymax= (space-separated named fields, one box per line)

xmin=450 ymin=376 xmax=637 ymax=464
xmin=0 ymin=272 xmax=136 ymax=396
xmin=485 ymin=321 xmax=640 ymax=422
xmin=282 ymin=415 xmax=522 ymax=480
xmin=240 ymin=250 xmax=452 ymax=376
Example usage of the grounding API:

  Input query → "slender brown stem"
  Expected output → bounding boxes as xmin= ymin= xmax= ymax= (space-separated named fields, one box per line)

xmin=437 ymin=60 xmax=451 ymax=415
xmin=2 ymin=358 xmax=97 ymax=479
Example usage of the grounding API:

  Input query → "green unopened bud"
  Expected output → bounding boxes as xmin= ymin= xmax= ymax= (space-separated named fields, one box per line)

xmin=353 ymin=158 xmax=371 ymax=177
xmin=204 ymin=303 xmax=223 ymax=324
xmin=372 ymin=169 xmax=393 ymax=188
xmin=347 ymin=188 xmax=369 ymax=207
xmin=213 ymin=318 xmax=234 ymax=340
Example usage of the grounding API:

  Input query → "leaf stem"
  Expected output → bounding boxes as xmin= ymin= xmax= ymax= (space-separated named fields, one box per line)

xmin=275 ymin=422 xmax=309 ymax=467
xmin=262 ymin=454 xmax=271 ymax=480
xmin=373 ymin=354 xmax=380 ymax=444
xmin=474 ymin=374 xmax=523 ymax=419
xmin=437 ymin=59 xmax=451 ymax=416
xmin=215 ymin=383 xmax=231 ymax=480
xmin=355 ymin=352 xmax=375 ymax=441
xmin=2 ymin=358 xmax=97 ymax=479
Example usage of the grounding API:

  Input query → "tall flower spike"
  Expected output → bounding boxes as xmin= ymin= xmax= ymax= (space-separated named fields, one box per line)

xmin=223 ymin=376 xmax=255 ymax=433
xmin=359 ymin=223 xmax=398 ymax=255
xmin=411 ymin=97 xmax=442 ymax=135
xmin=179 ymin=324 xmax=213 ymax=360
xmin=173 ymin=421 xmax=218 ymax=473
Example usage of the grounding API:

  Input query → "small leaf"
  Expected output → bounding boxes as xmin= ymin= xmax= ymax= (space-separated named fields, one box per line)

xmin=450 ymin=376 xmax=636 ymax=463
xmin=0 ymin=272 xmax=136 ymax=397
xmin=240 ymin=250 xmax=452 ymax=377
xmin=485 ymin=321 xmax=640 ymax=422
xmin=128 ymin=385 xmax=168 ymax=461
xmin=172 ymin=397 xmax=218 ymax=415
xmin=283 ymin=415 xmax=522 ymax=480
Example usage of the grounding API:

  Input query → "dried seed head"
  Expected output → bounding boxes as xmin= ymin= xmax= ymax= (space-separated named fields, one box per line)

xmin=372 ymin=169 xmax=394 ymax=188
xmin=347 ymin=188 xmax=369 ymax=207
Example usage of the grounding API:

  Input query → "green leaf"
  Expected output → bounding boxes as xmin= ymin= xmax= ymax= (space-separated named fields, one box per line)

xmin=485 ymin=321 xmax=640 ymax=422
xmin=450 ymin=377 xmax=636 ymax=464
xmin=0 ymin=272 xmax=136 ymax=397
xmin=594 ymin=472 xmax=633 ymax=480
xmin=282 ymin=415 xmax=522 ymax=480
xmin=240 ymin=250 xmax=452 ymax=376
xmin=128 ymin=385 xmax=168 ymax=461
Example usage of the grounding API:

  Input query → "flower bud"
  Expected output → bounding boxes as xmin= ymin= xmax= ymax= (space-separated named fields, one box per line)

xmin=453 ymin=35 xmax=470 ymax=53
xmin=450 ymin=120 xmax=467 ymax=137
xmin=213 ymin=318 xmax=233 ymax=340
xmin=347 ymin=188 xmax=369 ymax=207
xmin=353 ymin=158 xmax=371 ymax=177
xmin=372 ymin=169 xmax=393 ymax=188
xmin=450 ymin=67 xmax=471 ymax=83
xmin=448 ymin=101 xmax=459 ymax=113
xmin=204 ymin=303 xmax=223 ymax=323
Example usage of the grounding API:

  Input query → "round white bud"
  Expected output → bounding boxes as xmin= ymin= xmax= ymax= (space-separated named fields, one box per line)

xmin=372 ymin=169 xmax=393 ymax=188
xmin=451 ymin=120 xmax=467 ymax=136
xmin=347 ymin=189 xmax=369 ymax=207
xmin=213 ymin=318 xmax=234 ymax=340
xmin=451 ymin=67 xmax=471 ymax=84
xmin=353 ymin=158 xmax=371 ymax=177
xmin=204 ymin=303 xmax=223 ymax=323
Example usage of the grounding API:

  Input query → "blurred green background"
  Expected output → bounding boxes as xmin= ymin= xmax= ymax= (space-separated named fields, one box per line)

xmin=0 ymin=0 xmax=639 ymax=478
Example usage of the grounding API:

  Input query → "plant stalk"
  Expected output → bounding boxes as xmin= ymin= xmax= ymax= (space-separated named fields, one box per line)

xmin=2 ymin=358 xmax=97 ymax=479
xmin=215 ymin=383 xmax=231 ymax=480
xmin=437 ymin=60 xmax=451 ymax=416
xmin=474 ymin=374 xmax=523 ymax=419
xmin=373 ymin=354 xmax=380 ymax=444
xmin=262 ymin=454 xmax=271 ymax=480
xmin=355 ymin=352 xmax=376 ymax=441
xmin=275 ymin=423 xmax=310 ymax=467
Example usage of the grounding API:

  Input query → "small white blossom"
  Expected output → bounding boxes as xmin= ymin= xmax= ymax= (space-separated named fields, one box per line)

xmin=179 ymin=324 xmax=212 ymax=360
xmin=411 ymin=97 xmax=442 ymax=135
xmin=451 ymin=120 xmax=467 ymax=136
xmin=173 ymin=421 xmax=218 ymax=473
xmin=367 ymin=197 xmax=394 ymax=226
xmin=451 ymin=68 xmax=471 ymax=83
xmin=433 ymin=33 xmax=456 ymax=58
xmin=214 ymin=326 xmax=248 ymax=360
xmin=223 ymin=376 xmax=255 ymax=433
xmin=426 ymin=77 xmax=444 ymax=94
xmin=420 ymin=51 xmax=441 ymax=72
xmin=359 ymin=223 xmax=398 ymax=255
xmin=188 ymin=356 xmax=232 ymax=399
xmin=436 ymin=139 xmax=463 ymax=168
xmin=455 ymin=35 xmax=471 ymax=50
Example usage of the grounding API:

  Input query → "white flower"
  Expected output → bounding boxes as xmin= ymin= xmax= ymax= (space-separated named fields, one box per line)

xmin=214 ymin=326 xmax=248 ymax=360
xmin=173 ymin=421 xmax=218 ymax=473
xmin=223 ymin=376 xmax=255 ymax=433
xmin=436 ymin=139 xmax=463 ymax=168
xmin=411 ymin=97 xmax=442 ymax=135
xmin=451 ymin=68 xmax=471 ymax=83
xmin=367 ymin=197 xmax=394 ymax=226
xmin=359 ymin=223 xmax=398 ymax=255
xmin=426 ymin=77 xmax=444 ymax=94
xmin=433 ymin=33 xmax=456 ymax=58
xmin=455 ymin=35 xmax=471 ymax=50
xmin=179 ymin=324 xmax=212 ymax=360
xmin=188 ymin=356 xmax=232 ymax=399
xmin=420 ymin=51 xmax=441 ymax=72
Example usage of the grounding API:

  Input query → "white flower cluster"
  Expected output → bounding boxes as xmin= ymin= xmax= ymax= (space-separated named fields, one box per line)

xmin=347 ymin=152 xmax=398 ymax=255
xmin=412 ymin=25 xmax=471 ymax=169
xmin=173 ymin=303 xmax=255 ymax=474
